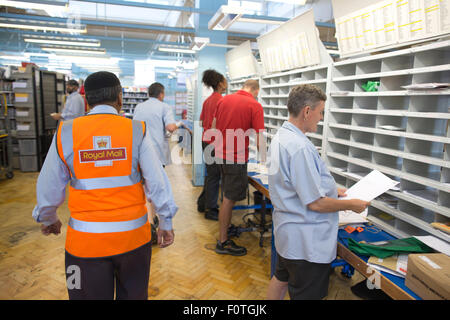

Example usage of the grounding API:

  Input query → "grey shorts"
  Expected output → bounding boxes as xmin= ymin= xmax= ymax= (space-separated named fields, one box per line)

xmin=220 ymin=163 xmax=248 ymax=202
xmin=274 ymin=253 xmax=331 ymax=300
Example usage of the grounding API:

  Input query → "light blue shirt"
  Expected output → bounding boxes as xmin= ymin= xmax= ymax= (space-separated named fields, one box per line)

xmin=32 ymin=105 xmax=178 ymax=231
xmin=268 ymin=121 xmax=339 ymax=263
xmin=133 ymin=97 xmax=176 ymax=166
xmin=61 ymin=91 xmax=85 ymax=120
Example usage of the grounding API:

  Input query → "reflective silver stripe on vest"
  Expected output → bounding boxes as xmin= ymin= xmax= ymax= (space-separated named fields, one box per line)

xmin=68 ymin=214 xmax=148 ymax=233
xmin=59 ymin=117 xmax=145 ymax=190
xmin=60 ymin=120 xmax=77 ymax=179
xmin=70 ymin=170 xmax=142 ymax=190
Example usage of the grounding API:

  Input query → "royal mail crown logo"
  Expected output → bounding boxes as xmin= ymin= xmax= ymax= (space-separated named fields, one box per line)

xmin=97 ymin=139 xmax=108 ymax=148
xmin=79 ymin=136 xmax=127 ymax=166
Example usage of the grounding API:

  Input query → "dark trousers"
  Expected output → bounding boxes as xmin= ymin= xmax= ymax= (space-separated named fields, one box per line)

xmin=274 ymin=253 xmax=331 ymax=300
xmin=65 ymin=242 xmax=152 ymax=300
xmin=197 ymin=141 xmax=221 ymax=211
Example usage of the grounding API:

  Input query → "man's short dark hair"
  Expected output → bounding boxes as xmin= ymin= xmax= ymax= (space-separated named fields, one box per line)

xmin=287 ymin=84 xmax=327 ymax=117
xmin=84 ymin=71 xmax=122 ymax=107
xmin=67 ymin=79 xmax=79 ymax=87
xmin=148 ymin=82 xmax=164 ymax=98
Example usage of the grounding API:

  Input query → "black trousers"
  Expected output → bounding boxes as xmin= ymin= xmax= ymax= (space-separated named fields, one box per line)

xmin=197 ymin=141 xmax=221 ymax=211
xmin=65 ymin=242 xmax=152 ymax=300
xmin=274 ymin=253 xmax=331 ymax=300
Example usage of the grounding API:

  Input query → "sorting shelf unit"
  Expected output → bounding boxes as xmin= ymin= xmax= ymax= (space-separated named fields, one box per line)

xmin=186 ymin=90 xmax=194 ymax=123
xmin=175 ymin=91 xmax=187 ymax=116
xmin=12 ymin=64 xmax=43 ymax=172
xmin=324 ymin=39 xmax=450 ymax=241
xmin=259 ymin=64 xmax=332 ymax=154
xmin=56 ymin=73 xmax=66 ymax=115
xmin=122 ymin=87 xmax=148 ymax=116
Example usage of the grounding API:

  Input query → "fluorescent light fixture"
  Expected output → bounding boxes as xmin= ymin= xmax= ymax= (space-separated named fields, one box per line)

xmin=265 ymin=0 xmax=308 ymax=4
xmin=24 ymin=38 xmax=100 ymax=47
xmin=158 ymin=47 xmax=195 ymax=54
xmin=0 ymin=55 xmax=28 ymax=60
xmin=0 ymin=22 xmax=86 ymax=33
xmin=0 ymin=1 xmax=68 ymax=18
xmin=208 ymin=5 xmax=245 ymax=30
xmin=0 ymin=0 xmax=67 ymax=11
xmin=190 ymin=37 xmax=210 ymax=51
xmin=238 ymin=17 xmax=284 ymax=25
xmin=42 ymin=47 xmax=106 ymax=55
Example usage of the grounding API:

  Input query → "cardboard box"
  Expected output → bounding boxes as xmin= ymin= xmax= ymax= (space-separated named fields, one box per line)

xmin=405 ymin=253 xmax=450 ymax=300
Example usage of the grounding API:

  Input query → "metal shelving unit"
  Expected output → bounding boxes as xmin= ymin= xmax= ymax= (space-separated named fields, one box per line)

xmin=0 ymin=75 xmax=14 ymax=178
xmin=11 ymin=65 xmax=61 ymax=172
xmin=257 ymin=39 xmax=449 ymax=242
xmin=122 ymin=87 xmax=148 ymax=117
xmin=324 ymin=39 xmax=450 ymax=241
xmin=259 ymin=64 xmax=332 ymax=155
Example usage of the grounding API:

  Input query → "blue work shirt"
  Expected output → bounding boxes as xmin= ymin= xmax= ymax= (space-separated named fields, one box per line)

xmin=32 ymin=105 xmax=178 ymax=231
xmin=61 ymin=91 xmax=85 ymax=120
xmin=133 ymin=97 xmax=176 ymax=166
xmin=268 ymin=121 xmax=338 ymax=264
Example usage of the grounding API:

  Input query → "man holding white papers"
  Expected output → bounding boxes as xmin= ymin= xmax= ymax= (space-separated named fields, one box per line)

xmin=266 ymin=85 xmax=370 ymax=300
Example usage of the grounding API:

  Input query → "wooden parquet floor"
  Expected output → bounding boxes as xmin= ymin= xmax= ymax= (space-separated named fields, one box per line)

xmin=0 ymin=153 xmax=364 ymax=300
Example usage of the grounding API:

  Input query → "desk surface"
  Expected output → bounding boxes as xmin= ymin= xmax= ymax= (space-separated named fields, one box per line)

xmin=247 ymin=169 xmax=421 ymax=300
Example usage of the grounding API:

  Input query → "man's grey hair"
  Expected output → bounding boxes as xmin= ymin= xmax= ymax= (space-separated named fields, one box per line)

xmin=85 ymin=85 xmax=122 ymax=107
xmin=287 ymin=84 xmax=327 ymax=117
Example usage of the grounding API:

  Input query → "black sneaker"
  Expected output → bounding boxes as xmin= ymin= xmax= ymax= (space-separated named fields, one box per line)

xmin=215 ymin=239 xmax=247 ymax=256
xmin=204 ymin=209 xmax=219 ymax=221
xmin=197 ymin=204 xmax=205 ymax=213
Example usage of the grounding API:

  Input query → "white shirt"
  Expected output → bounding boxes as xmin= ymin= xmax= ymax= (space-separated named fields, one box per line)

xmin=32 ymin=105 xmax=178 ymax=231
xmin=133 ymin=97 xmax=176 ymax=166
xmin=61 ymin=91 xmax=85 ymax=120
xmin=268 ymin=121 xmax=339 ymax=264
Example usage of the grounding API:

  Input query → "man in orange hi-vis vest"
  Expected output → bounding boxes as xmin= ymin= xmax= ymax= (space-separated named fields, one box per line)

xmin=32 ymin=71 xmax=178 ymax=300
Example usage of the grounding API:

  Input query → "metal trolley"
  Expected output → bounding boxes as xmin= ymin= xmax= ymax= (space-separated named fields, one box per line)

xmin=0 ymin=93 xmax=14 ymax=180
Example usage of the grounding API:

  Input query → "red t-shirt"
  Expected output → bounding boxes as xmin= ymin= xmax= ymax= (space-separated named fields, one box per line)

xmin=213 ymin=90 xmax=265 ymax=163
xmin=200 ymin=92 xmax=223 ymax=144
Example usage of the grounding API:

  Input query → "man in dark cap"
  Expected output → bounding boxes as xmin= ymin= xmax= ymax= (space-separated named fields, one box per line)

xmin=51 ymin=79 xmax=85 ymax=121
xmin=33 ymin=71 xmax=178 ymax=300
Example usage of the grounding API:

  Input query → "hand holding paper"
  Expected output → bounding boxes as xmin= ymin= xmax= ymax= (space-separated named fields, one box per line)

xmin=339 ymin=170 xmax=399 ymax=225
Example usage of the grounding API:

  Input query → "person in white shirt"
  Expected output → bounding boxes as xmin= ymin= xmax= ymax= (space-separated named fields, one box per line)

xmin=133 ymin=82 xmax=182 ymax=232
xmin=133 ymin=82 xmax=181 ymax=166
xmin=51 ymin=79 xmax=85 ymax=121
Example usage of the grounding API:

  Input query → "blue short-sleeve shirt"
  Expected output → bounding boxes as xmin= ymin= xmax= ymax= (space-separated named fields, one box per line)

xmin=268 ymin=121 xmax=339 ymax=263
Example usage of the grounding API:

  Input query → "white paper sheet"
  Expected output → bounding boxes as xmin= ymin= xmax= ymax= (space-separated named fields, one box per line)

xmin=342 ymin=170 xmax=400 ymax=202
xmin=414 ymin=235 xmax=450 ymax=256
xmin=338 ymin=170 xmax=399 ymax=225
xmin=252 ymin=174 xmax=268 ymax=185
xmin=248 ymin=163 xmax=268 ymax=175
xmin=339 ymin=209 xmax=368 ymax=225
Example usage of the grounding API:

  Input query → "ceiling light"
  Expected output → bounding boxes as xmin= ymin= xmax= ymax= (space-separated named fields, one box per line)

xmin=190 ymin=37 xmax=210 ymax=51
xmin=0 ymin=22 xmax=86 ymax=33
xmin=0 ymin=55 xmax=28 ymax=60
xmin=265 ymin=0 xmax=308 ymax=4
xmin=158 ymin=47 xmax=195 ymax=54
xmin=208 ymin=5 xmax=245 ymax=30
xmin=42 ymin=47 xmax=106 ymax=55
xmin=24 ymin=38 xmax=100 ymax=47
xmin=0 ymin=0 xmax=67 ymax=11
xmin=238 ymin=17 xmax=284 ymax=25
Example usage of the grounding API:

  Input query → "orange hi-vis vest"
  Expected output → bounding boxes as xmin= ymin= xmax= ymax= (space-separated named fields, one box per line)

xmin=56 ymin=113 xmax=151 ymax=258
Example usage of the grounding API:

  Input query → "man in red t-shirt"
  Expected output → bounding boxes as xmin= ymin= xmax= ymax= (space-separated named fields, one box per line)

xmin=212 ymin=79 xmax=265 ymax=256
